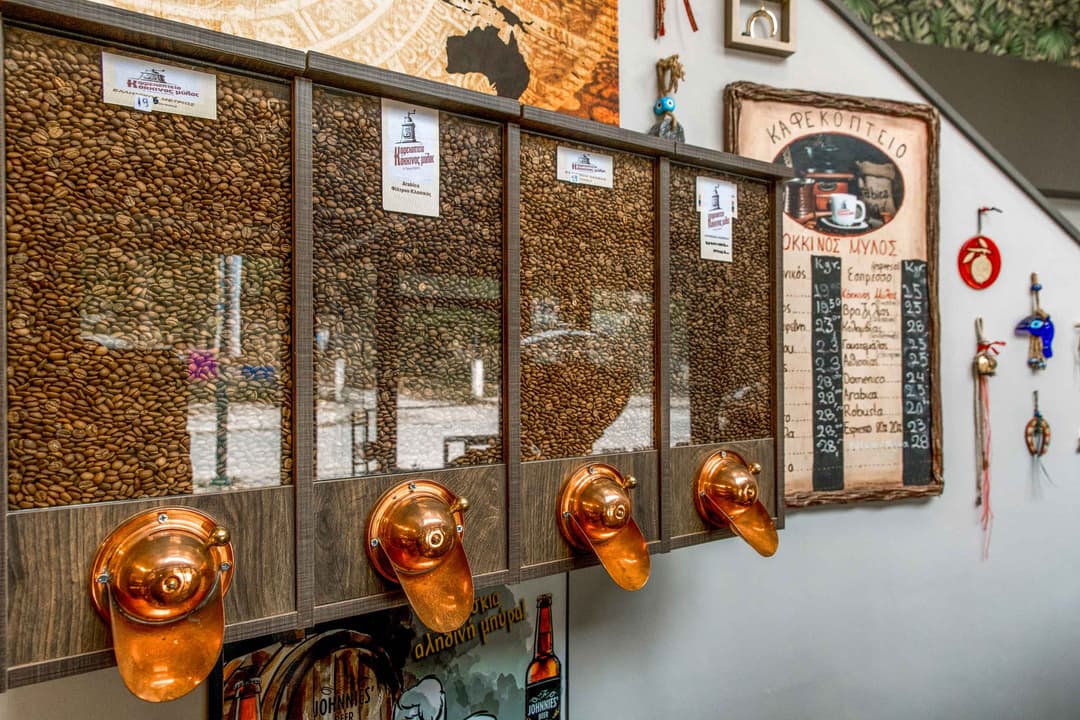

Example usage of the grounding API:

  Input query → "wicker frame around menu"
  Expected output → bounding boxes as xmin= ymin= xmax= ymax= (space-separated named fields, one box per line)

xmin=0 ymin=0 xmax=790 ymax=689
xmin=725 ymin=81 xmax=943 ymax=508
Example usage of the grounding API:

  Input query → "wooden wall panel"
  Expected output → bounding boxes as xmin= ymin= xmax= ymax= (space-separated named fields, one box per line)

xmin=669 ymin=439 xmax=776 ymax=549
xmin=312 ymin=465 xmax=507 ymax=609
xmin=520 ymin=450 xmax=659 ymax=575
xmin=0 ymin=12 xmax=9 ymax=695
xmin=7 ymin=487 xmax=295 ymax=670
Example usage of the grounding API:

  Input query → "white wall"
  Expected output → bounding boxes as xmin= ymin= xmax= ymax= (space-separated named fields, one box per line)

xmin=1051 ymin=197 xmax=1080 ymax=234
xmin=4 ymin=2 xmax=1080 ymax=718
xmin=567 ymin=2 xmax=1080 ymax=719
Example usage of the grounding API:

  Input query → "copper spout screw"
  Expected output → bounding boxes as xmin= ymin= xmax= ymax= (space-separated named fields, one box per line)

xmin=207 ymin=527 xmax=231 ymax=547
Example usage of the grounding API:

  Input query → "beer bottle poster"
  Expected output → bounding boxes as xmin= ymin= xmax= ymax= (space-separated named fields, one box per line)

xmin=724 ymin=82 xmax=943 ymax=507
xmin=217 ymin=576 xmax=566 ymax=720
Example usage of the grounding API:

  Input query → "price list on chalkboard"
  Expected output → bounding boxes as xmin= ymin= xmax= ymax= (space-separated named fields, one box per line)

xmin=729 ymin=83 xmax=942 ymax=504
xmin=811 ymin=255 xmax=843 ymax=491
xmin=901 ymin=260 xmax=932 ymax=484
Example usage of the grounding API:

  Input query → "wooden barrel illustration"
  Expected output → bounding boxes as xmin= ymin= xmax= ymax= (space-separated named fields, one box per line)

xmin=225 ymin=629 xmax=400 ymax=720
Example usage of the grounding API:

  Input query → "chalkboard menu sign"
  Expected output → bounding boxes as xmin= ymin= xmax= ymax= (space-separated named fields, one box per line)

xmin=726 ymin=83 xmax=942 ymax=506
xmin=812 ymin=255 xmax=844 ymax=491
xmin=901 ymin=260 xmax=933 ymax=484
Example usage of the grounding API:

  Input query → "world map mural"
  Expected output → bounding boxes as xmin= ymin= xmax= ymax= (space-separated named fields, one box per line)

xmin=91 ymin=0 xmax=620 ymax=123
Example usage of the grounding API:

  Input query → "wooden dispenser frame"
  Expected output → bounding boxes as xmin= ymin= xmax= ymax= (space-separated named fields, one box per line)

xmin=0 ymin=0 xmax=790 ymax=690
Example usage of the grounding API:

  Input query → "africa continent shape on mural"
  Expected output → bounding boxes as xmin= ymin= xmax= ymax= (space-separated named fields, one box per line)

xmin=90 ymin=0 xmax=620 ymax=124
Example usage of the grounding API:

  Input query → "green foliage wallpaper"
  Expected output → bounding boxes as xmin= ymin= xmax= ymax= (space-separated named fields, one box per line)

xmin=841 ymin=0 xmax=1080 ymax=69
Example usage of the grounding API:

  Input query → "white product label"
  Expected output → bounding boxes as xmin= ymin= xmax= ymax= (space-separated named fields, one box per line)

xmin=381 ymin=99 xmax=440 ymax=217
xmin=556 ymin=145 xmax=614 ymax=188
xmin=101 ymin=51 xmax=217 ymax=119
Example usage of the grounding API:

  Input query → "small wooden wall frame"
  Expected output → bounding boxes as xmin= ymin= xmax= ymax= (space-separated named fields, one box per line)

xmin=725 ymin=0 xmax=796 ymax=57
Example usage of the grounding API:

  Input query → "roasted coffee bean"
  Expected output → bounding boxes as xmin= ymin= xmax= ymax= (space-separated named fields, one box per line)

xmin=4 ymin=27 xmax=294 ymax=507
xmin=311 ymin=88 xmax=503 ymax=477
xmin=669 ymin=165 xmax=773 ymax=444
xmin=518 ymin=134 xmax=655 ymax=460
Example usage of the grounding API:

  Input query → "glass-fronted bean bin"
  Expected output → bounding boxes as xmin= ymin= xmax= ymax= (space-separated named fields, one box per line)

xmin=5 ymin=27 xmax=293 ymax=507
xmin=4 ymin=25 xmax=299 ymax=679
xmin=518 ymin=131 xmax=658 ymax=574
xmin=311 ymin=87 xmax=507 ymax=611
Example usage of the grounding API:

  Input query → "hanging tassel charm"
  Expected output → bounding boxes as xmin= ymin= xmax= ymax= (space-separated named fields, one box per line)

xmin=1016 ymin=272 xmax=1054 ymax=371
xmin=973 ymin=318 xmax=1003 ymax=560
xmin=1026 ymin=390 xmax=1053 ymax=492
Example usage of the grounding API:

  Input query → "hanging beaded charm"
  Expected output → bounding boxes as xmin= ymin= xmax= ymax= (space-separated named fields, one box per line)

xmin=1025 ymin=391 xmax=1051 ymax=457
xmin=1026 ymin=390 xmax=1053 ymax=493
xmin=649 ymin=55 xmax=686 ymax=142
xmin=1015 ymin=272 xmax=1053 ymax=370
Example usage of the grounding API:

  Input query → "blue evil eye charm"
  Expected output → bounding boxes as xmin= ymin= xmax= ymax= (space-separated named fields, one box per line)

xmin=654 ymin=96 xmax=676 ymax=115
xmin=1016 ymin=313 xmax=1055 ymax=362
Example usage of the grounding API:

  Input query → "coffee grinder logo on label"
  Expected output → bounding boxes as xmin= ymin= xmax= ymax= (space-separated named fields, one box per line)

xmin=571 ymin=152 xmax=602 ymax=176
xmin=393 ymin=110 xmax=436 ymax=169
xmin=137 ymin=68 xmax=166 ymax=83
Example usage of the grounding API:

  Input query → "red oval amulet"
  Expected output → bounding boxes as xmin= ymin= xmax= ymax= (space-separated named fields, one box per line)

xmin=957 ymin=235 xmax=1001 ymax=290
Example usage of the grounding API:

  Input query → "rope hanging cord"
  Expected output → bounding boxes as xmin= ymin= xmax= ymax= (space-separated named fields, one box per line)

xmin=656 ymin=55 xmax=685 ymax=96
xmin=656 ymin=0 xmax=698 ymax=38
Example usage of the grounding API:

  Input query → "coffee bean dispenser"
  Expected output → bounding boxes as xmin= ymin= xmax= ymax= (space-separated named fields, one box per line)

xmin=0 ymin=0 xmax=789 ymax=695
xmin=515 ymin=119 xmax=664 ymax=586
xmin=2 ymin=16 xmax=305 ymax=693
xmin=667 ymin=153 xmax=786 ymax=553
xmin=307 ymin=76 xmax=514 ymax=627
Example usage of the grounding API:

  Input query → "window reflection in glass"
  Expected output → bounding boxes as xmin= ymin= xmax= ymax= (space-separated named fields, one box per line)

xmin=313 ymin=89 xmax=503 ymax=479
xmin=519 ymin=135 xmax=655 ymax=461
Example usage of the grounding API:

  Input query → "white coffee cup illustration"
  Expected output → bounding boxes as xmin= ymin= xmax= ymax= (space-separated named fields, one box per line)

xmin=828 ymin=193 xmax=866 ymax=226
